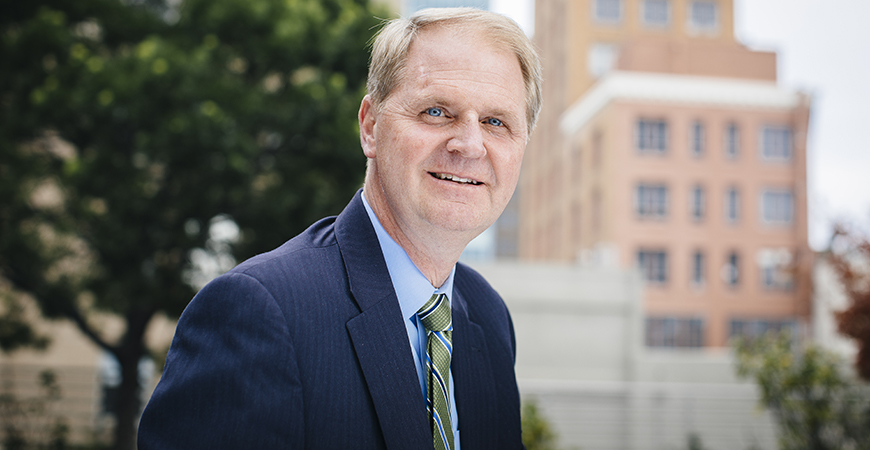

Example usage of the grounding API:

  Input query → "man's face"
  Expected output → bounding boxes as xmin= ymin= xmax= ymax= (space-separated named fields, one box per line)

xmin=360 ymin=26 xmax=528 ymax=241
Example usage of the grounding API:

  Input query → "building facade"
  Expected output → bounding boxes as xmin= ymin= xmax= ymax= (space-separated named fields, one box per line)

xmin=519 ymin=0 xmax=812 ymax=347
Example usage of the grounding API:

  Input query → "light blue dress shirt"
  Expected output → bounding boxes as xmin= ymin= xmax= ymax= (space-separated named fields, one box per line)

xmin=361 ymin=193 xmax=461 ymax=448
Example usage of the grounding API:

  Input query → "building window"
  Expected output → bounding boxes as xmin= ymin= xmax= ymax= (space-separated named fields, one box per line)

xmin=730 ymin=319 xmax=797 ymax=341
xmin=689 ymin=0 xmax=718 ymax=31
xmin=594 ymin=0 xmax=623 ymax=23
xmin=636 ymin=184 xmax=668 ymax=218
xmin=757 ymin=248 xmax=795 ymax=290
xmin=691 ymin=250 xmax=705 ymax=286
xmin=690 ymin=185 xmax=705 ymax=221
xmin=761 ymin=189 xmax=794 ymax=224
xmin=638 ymin=250 xmax=668 ymax=284
xmin=643 ymin=0 xmax=670 ymax=27
xmin=725 ymin=187 xmax=739 ymax=223
xmin=637 ymin=119 xmax=668 ymax=153
xmin=588 ymin=43 xmax=620 ymax=78
xmin=725 ymin=122 xmax=739 ymax=159
xmin=690 ymin=120 xmax=705 ymax=157
xmin=761 ymin=125 xmax=792 ymax=161
xmin=724 ymin=251 xmax=739 ymax=287
xmin=646 ymin=317 xmax=704 ymax=348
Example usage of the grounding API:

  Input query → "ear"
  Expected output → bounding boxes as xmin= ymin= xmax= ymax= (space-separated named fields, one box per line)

xmin=359 ymin=95 xmax=377 ymax=159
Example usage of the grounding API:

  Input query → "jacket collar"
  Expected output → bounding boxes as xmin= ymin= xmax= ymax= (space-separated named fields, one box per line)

xmin=450 ymin=276 xmax=499 ymax=449
xmin=336 ymin=191 xmax=432 ymax=448
xmin=335 ymin=190 xmax=499 ymax=449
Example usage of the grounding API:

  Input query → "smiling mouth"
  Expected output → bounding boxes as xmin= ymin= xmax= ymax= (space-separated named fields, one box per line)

xmin=430 ymin=172 xmax=482 ymax=186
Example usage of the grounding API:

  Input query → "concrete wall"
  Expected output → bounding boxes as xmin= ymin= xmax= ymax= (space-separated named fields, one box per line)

xmin=471 ymin=262 xmax=778 ymax=450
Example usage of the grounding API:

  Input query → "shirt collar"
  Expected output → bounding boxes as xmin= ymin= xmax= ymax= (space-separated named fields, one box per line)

xmin=361 ymin=192 xmax=456 ymax=321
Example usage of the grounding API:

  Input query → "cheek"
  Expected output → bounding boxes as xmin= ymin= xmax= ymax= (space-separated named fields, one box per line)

xmin=384 ymin=121 xmax=420 ymax=150
xmin=494 ymin=145 xmax=525 ymax=185
xmin=383 ymin=138 xmax=418 ymax=170
xmin=390 ymin=129 xmax=442 ymax=167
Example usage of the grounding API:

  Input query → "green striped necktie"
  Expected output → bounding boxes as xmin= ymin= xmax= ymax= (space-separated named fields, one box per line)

xmin=417 ymin=293 xmax=454 ymax=450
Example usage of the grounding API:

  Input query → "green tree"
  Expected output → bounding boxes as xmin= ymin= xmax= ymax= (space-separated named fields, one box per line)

xmin=0 ymin=369 xmax=69 ymax=450
xmin=685 ymin=433 xmax=706 ymax=450
xmin=0 ymin=290 xmax=50 ymax=354
xmin=0 ymin=0 xmax=384 ymax=448
xmin=522 ymin=398 xmax=559 ymax=450
xmin=734 ymin=332 xmax=870 ymax=450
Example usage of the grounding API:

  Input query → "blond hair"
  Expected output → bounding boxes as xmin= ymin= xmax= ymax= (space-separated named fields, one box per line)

xmin=367 ymin=7 xmax=543 ymax=135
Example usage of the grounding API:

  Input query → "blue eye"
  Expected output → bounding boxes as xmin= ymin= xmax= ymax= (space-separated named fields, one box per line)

xmin=425 ymin=107 xmax=444 ymax=117
xmin=485 ymin=118 xmax=503 ymax=127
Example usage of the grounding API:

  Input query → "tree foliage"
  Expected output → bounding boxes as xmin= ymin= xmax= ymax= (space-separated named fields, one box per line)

xmin=0 ymin=0 xmax=385 ymax=448
xmin=522 ymin=398 xmax=559 ymax=450
xmin=685 ymin=433 xmax=707 ymax=450
xmin=828 ymin=225 xmax=870 ymax=380
xmin=0 ymin=291 xmax=50 ymax=354
xmin=0 ymin=369 xmax=69 ymax=450
xmin=734 ymin=332 xmax=870 ymax=450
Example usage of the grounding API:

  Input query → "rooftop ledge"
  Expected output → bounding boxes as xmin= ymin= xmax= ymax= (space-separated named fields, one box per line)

xmin=560 ymin=71 xmax=807 ymax=136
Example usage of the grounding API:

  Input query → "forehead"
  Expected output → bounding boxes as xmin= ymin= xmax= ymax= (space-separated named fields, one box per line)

xmin=405 ymin=25 xmax=516 ymax=76
xmin=396 ymin=25 xmax=525 ymax=112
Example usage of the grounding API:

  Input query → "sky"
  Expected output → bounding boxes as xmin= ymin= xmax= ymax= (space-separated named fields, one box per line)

xmin=490 ymin=0 xmax=870 ymax=250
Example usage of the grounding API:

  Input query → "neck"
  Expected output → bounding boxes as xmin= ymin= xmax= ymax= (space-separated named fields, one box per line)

xmin=363 ymin=182 xmax=472 ymax=288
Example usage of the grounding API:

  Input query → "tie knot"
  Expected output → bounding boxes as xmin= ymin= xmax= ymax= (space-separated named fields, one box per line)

xmin=417 ymin=293 xmax=452 ymax=333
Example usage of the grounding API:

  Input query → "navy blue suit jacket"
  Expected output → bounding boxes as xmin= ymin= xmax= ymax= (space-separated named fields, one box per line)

xmin=138 ymin=191 xmax=524 ymax=449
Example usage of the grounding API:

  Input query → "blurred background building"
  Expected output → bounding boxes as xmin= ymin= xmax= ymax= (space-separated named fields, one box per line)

xmin=516 ymin=0 xmax=812 ymax=349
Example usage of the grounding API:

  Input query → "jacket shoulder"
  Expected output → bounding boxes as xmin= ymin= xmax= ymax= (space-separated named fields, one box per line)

xmin=454 ymin=262 xmax=504 ymax=307
xmin=233 ymin=215 xmax=337 ymax=268
xmin=453 ymin=262 xmax=515 ymax=336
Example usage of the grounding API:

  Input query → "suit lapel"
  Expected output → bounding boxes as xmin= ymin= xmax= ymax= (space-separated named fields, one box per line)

xmin=335 ymin=191 xmax=431 ymax=449
xmin=451 ymin=287 xmax=499 ymax=449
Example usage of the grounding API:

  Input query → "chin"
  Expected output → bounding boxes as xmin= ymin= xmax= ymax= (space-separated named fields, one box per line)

xmin=430 ymin=210 xmax=494 ymax=235
xmin=422 ymin=196 xmax=501 ymax=231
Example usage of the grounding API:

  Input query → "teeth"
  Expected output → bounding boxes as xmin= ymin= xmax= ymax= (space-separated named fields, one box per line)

xmin=432 ymin=173 xmax=481 ymax=185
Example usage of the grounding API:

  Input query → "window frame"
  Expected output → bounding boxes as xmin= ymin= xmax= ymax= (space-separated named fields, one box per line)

xmin=724 ymin=251 xmax=740 ymax=287
xmin=725 ymin=186 xmax=740 ymax=224
xmin=690 ymin=184 xmax=705 ymax=221
xmin=593 ymin=0 xmax=623 ymax=24
xmin=725 ymin=122 xmax=739 ymax=160
xmin=635 ymin=183 xmax=669 ymax=219
xmin=642 ymin=0 xmax=671 ymax=27
xmin=688 ymin=0 xmax=719 ymax=33
xmin=691 ymin=250 xmax=705 ymax=287
xmin=760 ymin=188 xmax=794 ymax=225
xmin=646 ymin=316 xmax=705 ymax=348
xmin=636 ymin=118 xmax=669 ymax=154
xmin=690 ymin=120 xmax=705 ymax=157
xmin=730 ymin=318 xmax=797 ymax=341
xmin=638 ymin=249 xmax=669 ymax=284
xmin=760 ymin=125 xmax=793 ymax=161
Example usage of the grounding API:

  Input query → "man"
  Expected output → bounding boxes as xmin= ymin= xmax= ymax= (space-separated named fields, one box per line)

xmin=138 ymin=7 xmax=542 ymax=449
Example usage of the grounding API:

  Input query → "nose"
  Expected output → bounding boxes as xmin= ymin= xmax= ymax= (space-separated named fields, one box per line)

xmin=446 ymin=116 xmax=486 ymax=158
